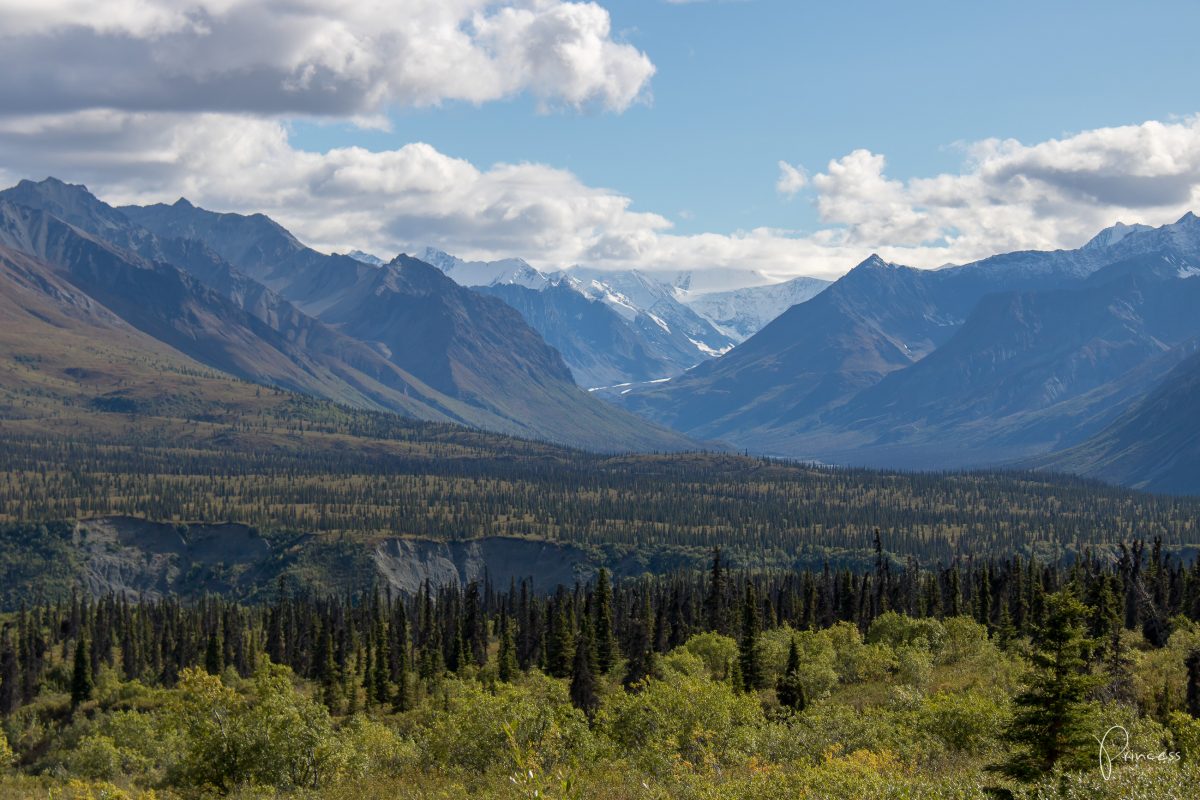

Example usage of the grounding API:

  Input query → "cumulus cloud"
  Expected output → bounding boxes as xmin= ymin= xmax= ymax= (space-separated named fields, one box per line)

xmin=775 ymin=161 xmax=808 ymax=198
xmin=2 ymin=110 xmax=1199 ymax=281
xmin=807 ymin=117 xmax=1200 ymax=262
xmin=0 ymin=0 xmax=655 ymax=115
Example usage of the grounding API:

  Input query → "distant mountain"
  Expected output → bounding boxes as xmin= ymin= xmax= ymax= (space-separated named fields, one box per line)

xmin=476 ymin=282 xmax=678 ymax=388
xmin=618 ymin=213 xmax=1200 ymax=475
xmin=416 ymin=249 xmax=737 ymax=386
xmin=1036 ymin=349 xmax=1200 ymax=494
xmin=343 ymin=250 xmax=386 ymax=267
xmin=0 ymin=195 xmax=476 ymax=421
xmin=678 ymin=275 xmax=831 ymax=342
xmin=420 ymin=247 xmax=551 ymax=289
xmin=811 ymin=252 xmax=1200 ymax=467
xmin=117 ymin=191 xmax=695 ymax=451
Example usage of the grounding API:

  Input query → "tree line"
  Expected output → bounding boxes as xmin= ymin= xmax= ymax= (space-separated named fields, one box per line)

xmin=5 ymin=537 xmax=1200 ymax=727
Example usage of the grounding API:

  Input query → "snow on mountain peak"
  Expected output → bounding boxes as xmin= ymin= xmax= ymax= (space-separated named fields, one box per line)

xmin=344 ymin=249 xmax=386 ymax=267
xmin=1084 ymin=221 xmax=1154 ymax=250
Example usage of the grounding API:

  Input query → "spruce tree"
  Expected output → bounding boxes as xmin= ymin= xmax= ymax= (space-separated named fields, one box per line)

xmin=997 ymin=590 xmax=1102 ymax=780
xmin=739 ymin=583 xmax=762 ymax=692
xmin=204 ymin=628 xmax=224 ymax=675
xmin=372 ymin=615 xmax=390 ymax=704
xmin=70 ymin=637 xmax=93 ymax=711
xmin=705 ymin=547 xmax=725 ymax=633
xmin=0 ymin=636 xmax=17 ymax=715
xmin=316 ymin=624 xmax=341 ymax=713
xmin=497 ymin=611 xmax=519 ymax=683
xmin=392 ymin=611 xmax=411 ymax=713
xmin=569 ymin=626 xmax=599 ymax=720
xmin=776 ymin=637 xmax=807 ymax=711
xmin=1186 ymin=649 xmax=1200 ymax=719
xmin=594 ymin=569 xmax=616 ymax=674
xmin=622 ymin=595 xmax=654 ymax=690
xmin=546 ymin=602 xmax=575 ymax=679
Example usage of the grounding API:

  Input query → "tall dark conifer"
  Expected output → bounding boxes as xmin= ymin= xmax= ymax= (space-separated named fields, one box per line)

xmin=739 ymin=583 xmax=762 ymax=692
xmin=70 ymin=637 xmax=93 ymax=711
xmin=594 ymin=569 xmax=616 ymax=674
xmin=997 ymin=590 xmax=1101 ymax=780
xmin=569 ymin=625 xmax=599 ymax=720
xmin=776 ymin=637 xmax=806 ymax=711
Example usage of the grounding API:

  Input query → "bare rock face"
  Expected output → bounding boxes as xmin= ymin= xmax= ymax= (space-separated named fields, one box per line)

xmin=70 ymin=517 xmax=607 ymax=599
xmin=372 ymin=537 xmax=598 ymax=594
xmin=75 ymin=517 xmax=276 ymax=599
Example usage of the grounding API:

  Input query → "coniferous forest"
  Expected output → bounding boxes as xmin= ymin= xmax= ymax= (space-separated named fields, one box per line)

xmin=3 ymin=533 xmax=1200 ymax=798
xmin=4 ymin=291 xmax=1200 ymax=797
xmin=3 ymin=386 xmax=1200 ymax=797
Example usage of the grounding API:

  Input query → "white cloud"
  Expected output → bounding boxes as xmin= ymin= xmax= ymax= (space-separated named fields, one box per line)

xmin=1 ymin=110 xmax=1199 ymax=282
xmin=775 ymin=160 xmax=807 ymax=198
xmin=808 ymin=117 xmax=1200 ymax=261
xmin=0 ymin=0 xmax=655 ymax=115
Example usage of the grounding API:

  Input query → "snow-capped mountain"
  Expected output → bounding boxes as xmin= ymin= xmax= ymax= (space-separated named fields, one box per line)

xmin=1082 ymin=221 xmax=1154 ymax=250
xmin=678 ymin=275 xmax=832 ymax=342
xmin=418 ymin=250 xmax=740 ymax=387
xmin=343 ymin=250 xmax=386 ymax=267
xmin=561 ymin=267 xmax=735 ymax=356
xmin=421 ymin=247 xmax=550 ymax=289
xmin=658 ymin=267 xmax=776 ymax=294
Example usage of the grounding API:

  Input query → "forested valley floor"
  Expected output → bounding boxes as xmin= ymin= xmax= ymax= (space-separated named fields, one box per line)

xmin=3 ymin=386 xmax=1200 ymax=797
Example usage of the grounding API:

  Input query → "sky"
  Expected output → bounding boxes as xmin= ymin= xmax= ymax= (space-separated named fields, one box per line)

xmin=1 ymin=0 xmax=1199 ymax=282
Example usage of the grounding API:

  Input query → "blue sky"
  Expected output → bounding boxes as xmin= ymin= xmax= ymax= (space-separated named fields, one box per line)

xmin=288 ymin=0 xmax=1200 ymax=239
xmin=1 ymin=0 xmax=1199 ymax=281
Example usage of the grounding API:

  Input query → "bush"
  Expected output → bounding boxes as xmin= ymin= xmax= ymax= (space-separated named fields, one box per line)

xmin=919 ymin=690 xmax=1008 ymax=755
xmin=418 ymin=674 xmax=591 ymax=775
xmin=678 ymin=632 xmax=739 ymax=681
xmin=598 ymin=669 xmax=764 ymax=774
xmin=867 ymin=612 xmax=945 ymax=653
xmin=938 ymin=617 xmax=991 ymax=665
xmin=64 ymin=736 xmax=122 ymax=781
xmin=162 ymin=665 xmax=340 ymax=791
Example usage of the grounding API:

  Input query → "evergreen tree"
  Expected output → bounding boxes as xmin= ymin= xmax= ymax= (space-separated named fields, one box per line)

xmin=0 ymin=634 xmax=18 ymax=715
xmin=569 ymin=626 xmax=599 ymax=719
xmin=997 ymin=590 xmax=1101 ymax=780
xmin=705 ymin=547 xmax=726 ymax=633
xmin=546 ymin=599 xmax=575 ymax=679
xmin=739 ymin=583 xmax=762 ymax=692
xmin=204 ymin=628 xmax=224 ymax=675
xmin=622 ymin=594 xmax=654 ymax=689
xmin=70 ymin=637 xmax=93 ymax=711
xmin=392 ymin=609 xmax=411 ymax=713
xmin=497 ymin=611 xmax=518 ymax=683
xmin=372 ymin=614 xmax=390 ymax=704
xmin=316 ymin=623 xmax=341 ymax=713
xmin=776 ymin=637 xmax=806 ymax=711
xmin=1186 ymin=649 xmax=1200 ymax=719
xmin=594 ymin=569 xmax=616 ymax=674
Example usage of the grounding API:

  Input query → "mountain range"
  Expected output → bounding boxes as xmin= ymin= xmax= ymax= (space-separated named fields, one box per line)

xmin=407 ymin=248 xmax=746 ymax=388
xmin=617 ymin=212 xmax=1200 ymax=491
xmin=4 ymin=175 xmax=1199 ymax=494
xmin=0 ymin=178 xmax=693 ymax=452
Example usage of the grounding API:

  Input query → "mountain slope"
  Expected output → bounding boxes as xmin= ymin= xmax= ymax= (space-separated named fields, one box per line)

xmin=419 ymin=250 xmax=737 ymax=384
xmin=618 ymin=214 xmax=1200 ymax=465
xmin=679 ymin=275 xmax=831 ymax=342
xmin=620 ymin=255 xmax=960 ymax=443
xmin=810 ymin=253 xmax=1200 ymax=466
xmin=0 ymin=181 xmax=483 ymax=424
xmin=476 ymin=282 xmax=678 ymax=388
xmin=1037 ymin=349 xmax=1200 ymax=494
xmin=117 ymin=191 xmax=696 ymax=450
xmin=0 ymin=240 xmax=338 ymax=431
